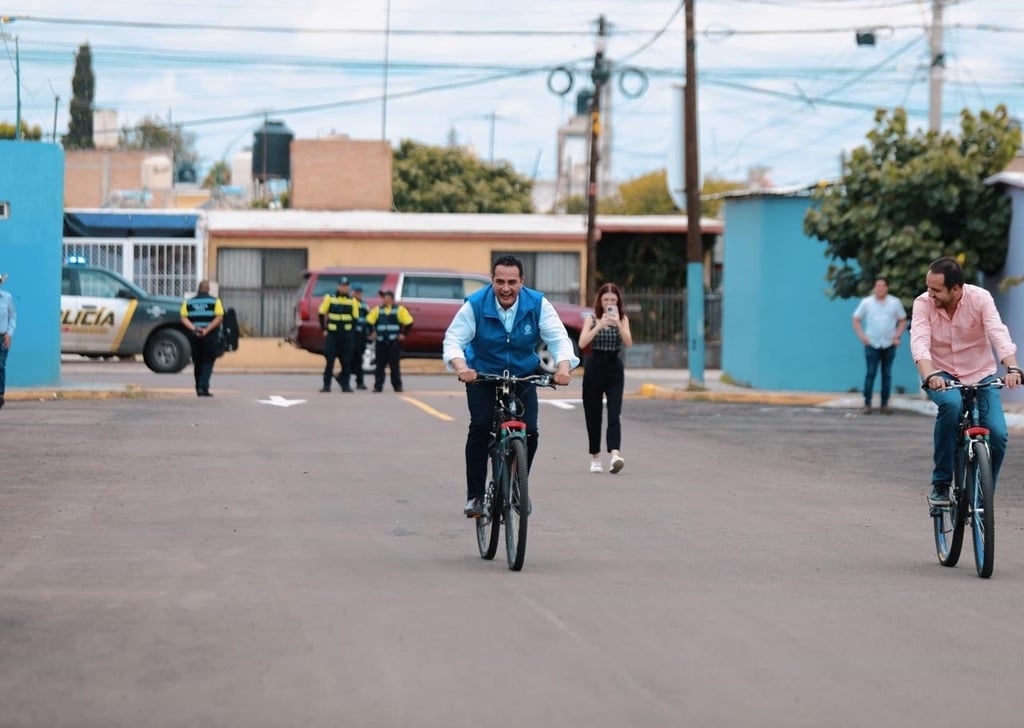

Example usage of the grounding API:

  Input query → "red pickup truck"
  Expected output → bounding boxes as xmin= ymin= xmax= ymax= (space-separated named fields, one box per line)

xmin=289 ymin=267 xmax=588 ymax=371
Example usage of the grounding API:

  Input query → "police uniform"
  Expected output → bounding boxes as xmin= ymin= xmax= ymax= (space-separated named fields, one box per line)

xmin=181 ymin=284 xmax=225 ymax=397
xmin=349 ymin=284 xmax=371 ymax=390
xmin=318 ymin=278 xmax=359 ymax=392
xmin=366 ymin=290 xmax=414 ymax=392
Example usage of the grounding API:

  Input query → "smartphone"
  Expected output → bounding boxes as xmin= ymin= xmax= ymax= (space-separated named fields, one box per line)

xmin=605 ymin=304 xmax=618 ymax=318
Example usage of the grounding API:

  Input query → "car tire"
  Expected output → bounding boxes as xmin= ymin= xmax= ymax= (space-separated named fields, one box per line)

xmin=536 ymin=337 xmax=582 ymax=373
xmin=143 ymin=328 xmax=191 ymax=374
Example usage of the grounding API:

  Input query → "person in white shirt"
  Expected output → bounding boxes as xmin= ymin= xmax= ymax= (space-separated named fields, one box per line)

xmin=852 ymin=277 xmax=907 ymax=414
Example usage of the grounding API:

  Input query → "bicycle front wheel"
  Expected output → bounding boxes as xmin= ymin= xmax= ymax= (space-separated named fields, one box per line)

xmin=969 ymin=440 xmax=996 ymax=578
xmin=934 ymin=449 xmax=966 ymax=567
xmin=503 ymin=437 xmax=529 ymax=571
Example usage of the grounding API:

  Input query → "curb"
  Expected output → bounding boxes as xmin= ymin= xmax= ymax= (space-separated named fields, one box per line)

xmin=636 ymin=382 xmax=839 ymax=406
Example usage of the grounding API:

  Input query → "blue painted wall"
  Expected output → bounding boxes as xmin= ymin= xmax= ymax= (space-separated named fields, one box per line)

xmin=988 ymin=184 xmax=1024 ymax=405
xmin=0 ymin=141 xmax=64 ymax=386
xmin=722 ymin=194 xmax=919 ymax=394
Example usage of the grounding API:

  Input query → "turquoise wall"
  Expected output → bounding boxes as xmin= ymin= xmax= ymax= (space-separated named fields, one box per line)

xmin=0 ymin=141 xmax=63 ymax=386
xmin=722 ymin=194 xmax=919 ymax=394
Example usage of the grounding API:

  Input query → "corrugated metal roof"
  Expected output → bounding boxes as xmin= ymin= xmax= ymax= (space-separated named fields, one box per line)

xmin=985 ymin=171 xmax=1024 ymax=189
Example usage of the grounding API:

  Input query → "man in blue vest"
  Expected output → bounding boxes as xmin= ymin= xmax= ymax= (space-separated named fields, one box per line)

xmin=180 ymin=280 xmax=224 ymax=397
xmin=443 ymin=255 xmax=578 ymax=518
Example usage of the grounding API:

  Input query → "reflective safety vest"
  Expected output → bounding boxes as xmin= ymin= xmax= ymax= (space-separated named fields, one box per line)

xmin=354 ymin=300 xmax=370 ymax=335
xmin=323 ymin=294 xmax=357 ymax=333
xmin=373 ymin=306 xmax=404 ymax=341
xmin=185 ymin=294 xmax=221 ymax=330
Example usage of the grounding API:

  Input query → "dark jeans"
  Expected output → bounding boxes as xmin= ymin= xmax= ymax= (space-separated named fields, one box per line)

xmin=926 ymin=374 xmax=1009 ymax=489
xmin=323 ymin=332 xmax=354 ymax=390
xmin=582 ymin=351 xmax=625 ymax=454
xmin=374 ymin=339 xmax=403 ymax=391
xmin=464 ymin=380 xmax=538 ymax=500
xmin=190 ymin=332 xmax=218 ymax=393
xmin=0 ymin=341 xmax=7 ymax=396
xmin=863 ymin=344 xmax=897 ymax=406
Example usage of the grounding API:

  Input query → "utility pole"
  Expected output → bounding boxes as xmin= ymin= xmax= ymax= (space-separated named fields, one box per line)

xmin=585 ymin=15 xmax=610 ymax=304
xmin=684 ymin=0 xmax=704 ymax=387
xmin=928 ymin=0 xmax=945 ymax=132
xmin=13 ymin=34 xmax=19 ymax=140
xmin=52 ymin=95 xmax=59 ymax=142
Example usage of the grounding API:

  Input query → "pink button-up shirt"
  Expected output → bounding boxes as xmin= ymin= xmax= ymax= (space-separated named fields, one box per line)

xmin=910 ymin=284 xmax=1017 ymax=384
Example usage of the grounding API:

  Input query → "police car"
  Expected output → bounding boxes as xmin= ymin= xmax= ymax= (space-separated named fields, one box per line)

xmin=61 ymin=262 xmax=192 ymax=373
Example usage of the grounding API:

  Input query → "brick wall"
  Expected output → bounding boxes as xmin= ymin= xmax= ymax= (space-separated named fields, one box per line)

xmin=64 ymin=149 xmax=174 ymax=208
xmin=289 ymin=137 xmax=392 ymax=211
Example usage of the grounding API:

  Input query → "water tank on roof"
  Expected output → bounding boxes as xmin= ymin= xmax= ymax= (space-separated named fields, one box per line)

xmin=252 ymin=120 xmax=294 ymax=181
xmin=141 ymin=154 xmax=173 ymax=190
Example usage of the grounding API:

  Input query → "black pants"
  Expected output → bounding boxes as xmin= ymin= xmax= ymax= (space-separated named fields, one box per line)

xmin=323 ymin=332 xmax=354 ymax=390
xmin=190 ymin=332 xmax=218 ymax=393
xmin=350 ymin=334 xmax=367 ymax=387
xmin=374 ymin=339 xmax=404 ymax=391
xmin=464 ymin=380 xmax=538 ymax=500
xmin=582 ymin=350 xmax=625 ymax=454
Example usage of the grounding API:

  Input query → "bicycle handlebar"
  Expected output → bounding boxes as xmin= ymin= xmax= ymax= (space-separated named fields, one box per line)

xmin=921 ymin=377 xmax=1006 ymax=392
xmin=471 ymin=371 xmax=559 ymax=389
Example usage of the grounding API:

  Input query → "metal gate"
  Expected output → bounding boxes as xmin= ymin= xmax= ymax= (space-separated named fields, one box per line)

xmin=216 ymin=248 xmax=307 ymax=337
xmin=62 ymin=238 xmax=202 ymax=298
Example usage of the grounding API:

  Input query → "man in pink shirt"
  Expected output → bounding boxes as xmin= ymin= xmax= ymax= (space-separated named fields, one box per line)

xmin=911 ymin=256 xmax=1022 ymax=506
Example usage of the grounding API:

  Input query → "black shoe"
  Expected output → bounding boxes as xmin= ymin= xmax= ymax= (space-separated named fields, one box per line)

xmin=928 ymin=484 xmax=951 ymax=506
xmin=356 ymin=383 xmax=368 ymax=390
xmin=372 ymin=388 xmax=383 ymax=393
xmin=464 ymin=497 xmax=484 ymax=518
xmin=319 ymin=387 xmax=331 ymax=393
xmin=394 ymin=388 xmax=404 ymax=393
xmin=199 ymin=390 xmax=213 ymax=397
xmin=0 ymin=395 xmax=4 ymax=409
xmin=341 ymin=388 xmax=354 ymax=393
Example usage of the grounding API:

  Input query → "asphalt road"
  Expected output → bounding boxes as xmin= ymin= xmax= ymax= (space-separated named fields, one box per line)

xmin=3 ymin=366 xmax=1024 ymax=727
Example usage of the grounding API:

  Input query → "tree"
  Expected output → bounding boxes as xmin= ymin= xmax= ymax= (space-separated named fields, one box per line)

xmin=392 ymin=140 xmax=533 ymax=213
xmin=0 ymin=121 xmax=42 ymax=140
xmin=601 ymin=170 xmax=679 ymax=215
xmin=202 ymin=160 xmax=231 ymax=188
xmin=63 ymin=43 xmax=95 ymax=149
xmin=119 ymin=114 xmax=200 ymax=168
xmin=804 ymin=106 xmax=1021 ymax=307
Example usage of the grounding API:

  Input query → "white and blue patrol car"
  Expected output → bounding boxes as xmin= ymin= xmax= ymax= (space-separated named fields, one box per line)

xmin=61 ymin=264 xmax=192 ymax=373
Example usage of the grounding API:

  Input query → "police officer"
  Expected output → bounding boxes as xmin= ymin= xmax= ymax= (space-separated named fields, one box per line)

xmin=349 ymin=282 xmax=370 ymax=390
xmin=318 ymin=276 xmax=359 ymax=393
xmin=366 ymin=289 xmax=414 ymax=393
xmin=181 ymin=280 xmax=224 ymax=397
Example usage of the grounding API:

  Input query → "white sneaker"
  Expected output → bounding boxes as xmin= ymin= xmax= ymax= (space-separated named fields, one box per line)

xmin=610 ymin=455 xmax=624 ymax=474
xmin=589 ymin=460 xmax=603 ymax=473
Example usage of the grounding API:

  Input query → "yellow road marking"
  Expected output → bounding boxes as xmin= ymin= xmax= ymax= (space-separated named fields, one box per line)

xmin=401 ymin=395 xmax=454 ymax=421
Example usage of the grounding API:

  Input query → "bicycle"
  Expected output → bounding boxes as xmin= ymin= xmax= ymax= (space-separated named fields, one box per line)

xmin=472 ymin=371 xmax=555 ymax=571
xmin=928 ymin=377 xmax=1004 ymax=578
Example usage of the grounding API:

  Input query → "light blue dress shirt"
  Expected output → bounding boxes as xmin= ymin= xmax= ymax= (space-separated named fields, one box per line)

xmin=0 ymin=289 xmax=16 ymax=337
xmin=443 ymin=293 xmax=580 ymax=370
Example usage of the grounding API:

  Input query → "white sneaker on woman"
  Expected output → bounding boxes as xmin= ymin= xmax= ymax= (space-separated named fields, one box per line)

xmin=589 ymin=460 xmax=603 ymax=473
xmin=609 ymin=455 xmax=624 ymax=474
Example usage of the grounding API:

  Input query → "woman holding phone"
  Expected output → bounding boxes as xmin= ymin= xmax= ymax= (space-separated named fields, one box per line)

xmin=578 ymin=282 xmax=633 ymax=473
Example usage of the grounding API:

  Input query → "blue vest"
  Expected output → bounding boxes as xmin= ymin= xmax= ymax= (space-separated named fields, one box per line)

xmin=466 ymin=285 xmax=543 ymax=376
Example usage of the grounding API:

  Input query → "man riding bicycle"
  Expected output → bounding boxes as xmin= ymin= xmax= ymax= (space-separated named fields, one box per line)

xmin=443 ymin=255 xmax=578 ymax=518
xmin=911 ymin=256 xmax=1022 ymax=506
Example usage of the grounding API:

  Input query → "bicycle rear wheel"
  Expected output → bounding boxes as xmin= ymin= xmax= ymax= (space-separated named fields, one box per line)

xmin=933 ymin=449 xmax=965 ymax=567
xmin=503 ymin=437 xmax=529 ymax=571
xmin=969 ymin=440 xmax=995 ymax=578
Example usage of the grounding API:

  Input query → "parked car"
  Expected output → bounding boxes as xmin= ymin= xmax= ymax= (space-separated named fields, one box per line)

xmin=289 ymin=267 xmax=589 ymax=372
xmin=62 ymin=263 xmax=192 ymax=373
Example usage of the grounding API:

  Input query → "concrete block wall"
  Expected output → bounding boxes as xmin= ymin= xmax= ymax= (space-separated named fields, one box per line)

xmin=289 ymin=138 xmax=393 ymax=211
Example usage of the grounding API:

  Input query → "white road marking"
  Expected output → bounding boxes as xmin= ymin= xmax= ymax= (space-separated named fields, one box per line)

xmin=258 ymin=395 xmax=307 ymax=407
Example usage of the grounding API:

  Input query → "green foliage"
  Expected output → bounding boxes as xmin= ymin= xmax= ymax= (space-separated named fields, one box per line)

xmin=701 ymin=174 xmax=747 ymax=218
xmin=202 ymin=160 xmax=231 ymax=188
xmin=602 ymin=170 xmax=679 ymax=214
xmin=63 ymin=43 xmax=95 ymax=149
xmin=0 ymin=121 xmax=43 ymax=140
xmin=804 ymin=106 xmax=1021 ymax=307
xmin=119 ymin=114 xmax=200 ymax=167
xmin=392 ymin=140 xmax=533 ymax=213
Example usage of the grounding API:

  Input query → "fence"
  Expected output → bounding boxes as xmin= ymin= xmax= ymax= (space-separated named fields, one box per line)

xmin=626 ymin=289 xmax=722 ymax=345
xmin=62 ymin=238 xmax=202 ymax=299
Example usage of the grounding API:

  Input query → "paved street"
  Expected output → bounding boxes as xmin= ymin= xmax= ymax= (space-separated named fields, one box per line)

xmin=3 ymin=366 xmax=1024 ymax=727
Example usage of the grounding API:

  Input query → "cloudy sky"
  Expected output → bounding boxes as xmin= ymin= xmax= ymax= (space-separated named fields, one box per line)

xmin=3 ymin=0 xmax=1024 ymax=191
